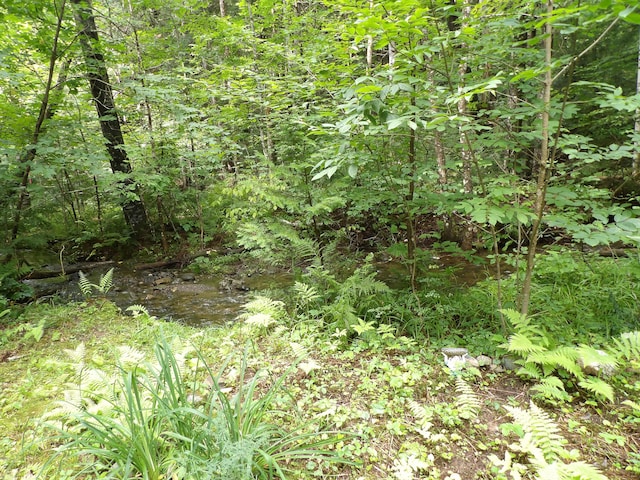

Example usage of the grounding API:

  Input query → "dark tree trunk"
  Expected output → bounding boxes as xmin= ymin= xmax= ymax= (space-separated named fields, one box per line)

xmin=71 ymin=0 xmax=150 ymax=240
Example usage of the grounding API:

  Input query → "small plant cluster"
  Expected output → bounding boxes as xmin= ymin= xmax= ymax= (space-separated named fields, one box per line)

xmin=291 ymin=256 xmax=392 ymax=334
xmin=78 ymin=267 xmax=114 ymax=297
xmin=502 ymin=308 xmax=640 ymax=403
xmin=490 ymin=402 xmax=609 ymax=479
xmin=39 ymin=334 xmax=351 ymax=480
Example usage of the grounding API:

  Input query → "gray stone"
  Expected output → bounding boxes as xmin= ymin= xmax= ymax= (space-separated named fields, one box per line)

xmin=476 ymin=355 xmax=493 ymax=367
xmin=441 ymin=347 xmax=469 ymax=357
xmin=501 ymin=356 xmax=519 ymax=371
xmin=577 ymin=350 xmax=617 ymax=377
xmin=465 ymin=356 xmax=480 ymax=368
xmin=180 ymin=272 xmax=196 ymax=282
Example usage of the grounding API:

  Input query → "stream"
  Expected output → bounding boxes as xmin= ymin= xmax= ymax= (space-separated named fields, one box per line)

xmin=24 ymin=254 xmax=495 ymax=327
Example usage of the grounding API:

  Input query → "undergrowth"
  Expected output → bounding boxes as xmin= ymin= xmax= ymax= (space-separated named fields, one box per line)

xmin=39 ymin=334 xmax=352 ymax=480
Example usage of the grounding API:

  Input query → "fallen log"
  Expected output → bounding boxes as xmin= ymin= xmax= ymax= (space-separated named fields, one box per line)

xmin=22 ymin=261 xmax=115 ymax=280
xmin=134 ymin=259 xmax=181 ymax=271
xmin=134 ymin=250 xmax=213 ymax=271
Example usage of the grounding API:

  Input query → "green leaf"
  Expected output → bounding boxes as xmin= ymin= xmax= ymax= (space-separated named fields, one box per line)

xmin=579 ymin=377 xmax=615 ymax=402
xmin=312 ymin=165 xmax=339 ymax=181
xmin=508 ymin=332 xmax=547 ymax=354
xmin=619 ymin=5 xmax=640 ymax=24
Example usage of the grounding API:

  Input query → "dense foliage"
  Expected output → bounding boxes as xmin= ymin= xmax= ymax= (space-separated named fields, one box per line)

xmin=1 ymin=1 xmax=640 ymax=285
xmin=1 ymin=1 xmax=640 ymax=478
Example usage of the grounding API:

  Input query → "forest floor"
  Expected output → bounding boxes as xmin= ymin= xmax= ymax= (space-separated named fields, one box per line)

xmin=0 ymin=299 xmax=639 ymax=479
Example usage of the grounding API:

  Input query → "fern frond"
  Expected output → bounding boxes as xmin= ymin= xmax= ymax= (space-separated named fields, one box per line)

xmin=239 ymin=296 xmax=286 ymax=318
xmin=116 ymin=345 xmax=146 ymax=371
xmin=500 ymin=308 xmax=528 ymax=328
xmin=408 ymin=400 xmax=431 ymax=423
xmin=518 ymin=362 xmax=543 ymax=379
xmin=554 ymin=461 xmax=609 ymax=480
xmin=530 ymin=376 xmax=571 ymax=403
xmin=81 ymin=368 xmax=112 ymax=396
xmin=293 ymin=281 xmax=321 ymax=305
xmin=528 ymin=347 xmax=582 ymax=378
xmin=578 ymin=377 xmax=614 ymax=402
xmin=125 ymin=304 xmax=151 ymax=317
xmin=64 ymin=343 xmax=86 ymax=364
xmin=392 ymin=453 xmax=431 ymax=480
xmin=609 ymin=331 xmax=640 ymax=362
xmin=455 ymin=377 xmax=481 ymax=420
xmin=99 ymin=268 xmax=114 ymax=294
xmin=289 ymin=342 xmax=308 ymax=358
xmin=78 ymin=271 xmax=93 ymax=297
xmin=244 ymin=313 xmax=276 ymax=328
xmin=505 ymin=402 xmax=566 ymax=462
xmin=508 ymin=332 xmax=547 ymax=355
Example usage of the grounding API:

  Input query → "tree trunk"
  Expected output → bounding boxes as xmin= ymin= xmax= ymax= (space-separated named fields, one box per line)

xmin=634 ymin=26 xmax=640 ymax=178
xmin=10 ymin=2 xmax=67 ymax=244
xmin=520 ymin=0 xmax=553 ymax=317
xmin=71 ymin=0 xmax=150 ymax=241
xmin=456 ymin=0 xmax=474 ymax=250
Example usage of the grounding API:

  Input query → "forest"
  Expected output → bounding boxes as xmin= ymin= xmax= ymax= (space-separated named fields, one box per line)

xmin=1 ymin=0 xmax=640 ymax=478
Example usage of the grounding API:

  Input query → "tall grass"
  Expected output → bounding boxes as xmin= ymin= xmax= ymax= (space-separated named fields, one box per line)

xmin=41 ymin=336 xmax=352 ymax=479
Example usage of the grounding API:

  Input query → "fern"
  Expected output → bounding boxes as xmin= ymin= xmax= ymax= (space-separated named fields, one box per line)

xmin=503 ymin=309 xmax=615 ymax=403
xmin=407 ymin=400 xmax=431 ymax=423
xmin=237 ymin=296 xmax=287 ymax=329
xmin=498 ymin=402 xmax=609 ymax=480
xmin=293 ymin=281 xmax=320 ymax=306
xmin=238 ymin=296 xmax=286 ymax=319
xmin=78 ymin=268 xmax=115 ymax=297
xmin=578 ymin=377 xmax=615 ymax=402
xmin=508 ymin=332 xmax=548 ymax=355
xmin=455 ymin=377 xmax=481 ymax=420
xmin=530 ymin=376 xmax=571 ymax=402
xmin=501 ymin=308 xmax=549 ymax=345
xmin=236 ymin=220 xmax=319 ymax=268
xmin=99 ymin=268 xmax=113 ymax=294
xmin=126 ymin=304 xmax=152 ymax=318
xmin=528 ymin=347 xmax=582 ymax=378
xmin=518 ymin=362 xmax=543 ymax=380
xmin=505 ymin=402 xmax=566 ymax=462
xmin=78 ymin=271 xmax=93 ymax=297
xmin=392 ymin=453 xmax=431 ymax=480
xmin=609 ymin=331 xmax=640 ymax=362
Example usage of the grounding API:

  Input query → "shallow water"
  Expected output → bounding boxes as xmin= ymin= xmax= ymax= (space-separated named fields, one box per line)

xmin=28 ymin=253 xmax=495 ymax=327
xmin=107 ymin=268 xmax=293 ymax=327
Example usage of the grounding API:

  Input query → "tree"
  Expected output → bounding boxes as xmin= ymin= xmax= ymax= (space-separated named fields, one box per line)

xmin=70 ymin=0 xmax=150 ymax=240
xmin=8 ymin=0 xmax=68 ymax=244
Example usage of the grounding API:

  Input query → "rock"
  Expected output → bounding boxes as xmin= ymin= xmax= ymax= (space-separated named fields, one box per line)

xmin=233 ymin=280 xmax=250 ymax=292
xmin=501 ymin=356 xmax=519 ymax=371
xmin=441 ymin=347 xmax=469 ymax=357
xmin=577 ymin=349 xmax=617 ymax=377
xmin=465 ymin=356 xmax=480 ymax=368
xmin=219 ymin=278 xmax=249 ymax=292
xmin=476 ymin=355 xmax=493 ymax=367
xmin=180 ymin=272 xmax=196 ymax=282
xmin=153 ymin=276 xmax=173 ymax=286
